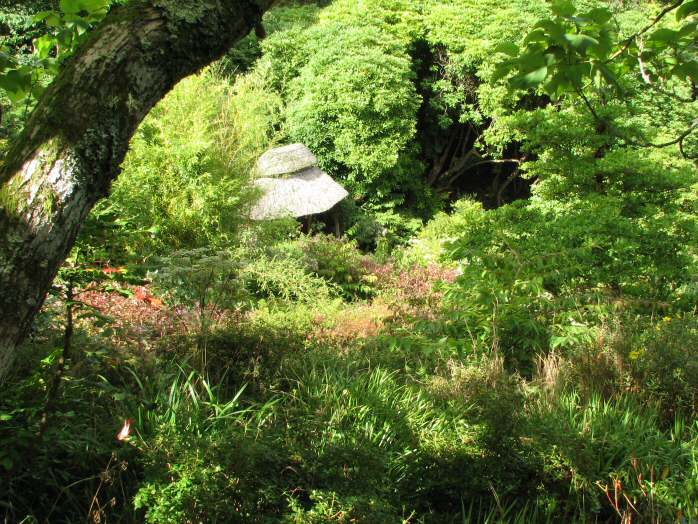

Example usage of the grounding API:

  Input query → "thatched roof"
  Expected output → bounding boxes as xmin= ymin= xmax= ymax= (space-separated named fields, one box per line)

xmin=250 ymin=167 xmax=349 ymax=220
xmin=256 ymin=143 xmax=317 ymax=178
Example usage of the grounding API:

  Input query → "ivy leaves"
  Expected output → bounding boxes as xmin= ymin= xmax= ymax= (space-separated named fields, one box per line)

xmin=494 ymin=0 xmax=698 ymax=98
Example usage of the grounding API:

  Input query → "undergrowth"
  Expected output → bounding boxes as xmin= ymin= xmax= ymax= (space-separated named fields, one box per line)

xmin=1 ymin=239 xmax=696 ymax=522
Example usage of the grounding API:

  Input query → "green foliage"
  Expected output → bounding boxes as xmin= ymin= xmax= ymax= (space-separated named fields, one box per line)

xmin=493 ymin=0 xmax=698 ymax=154
xmin=5 ymin=257 xmax=698 ymax=522
xmin=0 ymin=0 xmax=115 ymax=136
xmin=529 ymin=392 xmax=698 ymax=519
xmin=149 ymin=248 xmax=244 ymax=372
xmin=89 ymin=69 xmax=281 ymax=260
xmin=291 ymin=234 xmax=378 ymax=300
xmin=132 ymin=368 xmax=282 ymax=523
xmin=256 ymin=0 xmax=453 ymax=231
xmin=494 ymin=3 xmax=623 ymax=95
xmin=150 ymin=249 xmax=244 ymax=312
xmin=342 ymin=198 xmax=428 ymax=255
xmin=627 ymin=314 xmax=698 ymax=420
xmin=4 ymin=1 xmax=698 ymax=523
xmin=406 ymin=182 xmax=695 ymax=371
xmin=0 ymin=328 xmax=143 ymax=522
xmin=240 ymin=253 xmax=338 ymax=305
xmin=284 ymin=22 xmax=421 ymax=199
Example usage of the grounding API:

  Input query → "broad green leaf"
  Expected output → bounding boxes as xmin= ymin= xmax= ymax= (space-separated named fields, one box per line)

xmin=35 ymin=35 xmax=56 ymax=59
xmin=74 ymin=20 xmax=92 ymax=36
xmin=59 ymin=0 xmax=82 ymax=15
xmin=545 ymin=45 xmax=567 ymax=61
xmin=0 ymin=69 xmax=31 ymax=96
xmin=535 ymin=19 xmax=566 ymax=42
xmin=678 ymin=22 xmax=698 ymax=38
xmin=595 ymin=29 xmax=614 ymax=57
xmin=517 ymin=51 xmax=547 ymax=72
xmin=677 ymin=0 xmax=698 ymax=20
xmin=564 ymin=33 xmax=599 ymax=51
xmin=585 ymin=8 xmax=612 ymax=25
xmin=671 ymin=60 xmax=698 ymax=81
xmin=495 ymin=42 xmax=519 ymax=57
xmin=57 ymin=28 xmax=76 ymax=49
xmin=492 ymin=61 xmax=515 ymax=81
xmin=551 ymin=0 xmax=576 ymax=17
xmin=514 ymin=65 xmax=548 ymax=88
xmin=592 ymin=63 xmax=621 ymax=92
xmin=33 ymin=11 xmax=55 ymax=22
xmin=544 ymin=71 xmax=571 ymax=97
xmin=524 ymin=28 xmax=549 ymax=45
xmin=35 ymin=10 xmax=63 ymax=27
xmin=80 ymin=0 xmax=110 ymax=14
xmin=543 ymin=53 xmax=558 ymax=66
xmin=570 ymin=15 xmax=593 ymax=26
xmin=561 ymin=63 xmax=590 ymax=88
xmin=32 ymin=83 xmax=47 ymax=99
xmin=648 ymin=28 xmax=679 ymax=44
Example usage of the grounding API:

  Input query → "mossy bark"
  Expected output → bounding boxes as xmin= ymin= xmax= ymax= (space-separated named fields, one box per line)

xmin=0 ymin=0 xmax=276 ymax=382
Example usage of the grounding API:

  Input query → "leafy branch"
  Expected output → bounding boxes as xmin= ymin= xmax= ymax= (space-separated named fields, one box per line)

xmin=494 ymin=0 xmax=698 ymax=157
xmin=607 ymin=0 xmax=685 ymax=62
xmin=0 ymin=0 xmax=110 ymax=124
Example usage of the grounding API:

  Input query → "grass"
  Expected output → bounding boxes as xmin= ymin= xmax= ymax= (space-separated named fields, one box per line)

xmin=1 ymin=257 xmax=697 ymax=523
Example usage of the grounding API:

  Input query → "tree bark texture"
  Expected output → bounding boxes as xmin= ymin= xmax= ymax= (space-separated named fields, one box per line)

xmin=0 ymin=0 xmax=275 ymax=382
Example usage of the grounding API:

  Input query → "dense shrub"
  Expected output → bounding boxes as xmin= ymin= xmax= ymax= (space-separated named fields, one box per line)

xmin=626 ymin=315 xmax=698 ymax=421
xmin=85 ymin=68 xmax=281 ymax=262
xmin=403 ymin=166 xmax=696 ymax=370
xmin=270 ymin=235 xmax=379 ymax=300
xmin=240 ymin=254 xmax=338 ymax=305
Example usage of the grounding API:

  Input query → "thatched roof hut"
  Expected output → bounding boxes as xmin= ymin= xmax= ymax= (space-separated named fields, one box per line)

xmin=250 ymin=144 xmax=348 ymax=221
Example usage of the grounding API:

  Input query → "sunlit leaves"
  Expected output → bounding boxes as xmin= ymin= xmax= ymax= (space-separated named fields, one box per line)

xmin=550 ymin=0 xmax=575 ymax=18
xmin=493 ymin=4 xmax=620 ymax=98
xmin=0 ymin=0 xmax=110 ymax=121
xmin=563 ymin=33 xmax=599 ymax=52
xmin=495 ymin=42 xmax=520 ymax=57
xmin=283 ymin=23 xmax=421 ymax=200
xmin=496 ymin=0 xmax=698 ymax=104
xmin=585 ymin=8 xmax=612 ymax=26
xmin=59 ymin=0 xmax=110 ymax=17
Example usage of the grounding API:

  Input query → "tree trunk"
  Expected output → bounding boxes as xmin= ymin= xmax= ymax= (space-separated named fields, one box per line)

xmin=0 ymin=0 xmax=275 ymax=382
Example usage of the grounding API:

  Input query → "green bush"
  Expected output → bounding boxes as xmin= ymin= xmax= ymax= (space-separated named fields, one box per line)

xmin=86 ymin=68 xmax=281 ymax=261
xmin=528 ymin=393 xmax=698 ymax=521
xmin=132 ymin=368 xmax=285 ymax=523
xmin=296 ymin=235 xmax=378 ymax=300
xmin=240 ymin=254 xmax=338 ymax=305
xmin=404 ymin=180 xmax=696 ymax=372
xmin=627 ymin=314 xmax=698 ymax=422
xmin=0 ymin=329 xmax=144 ymax=523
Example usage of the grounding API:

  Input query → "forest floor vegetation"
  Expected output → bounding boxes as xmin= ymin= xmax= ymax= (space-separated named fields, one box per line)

xmin=1 ymin=233 xmax=696 ymax=523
